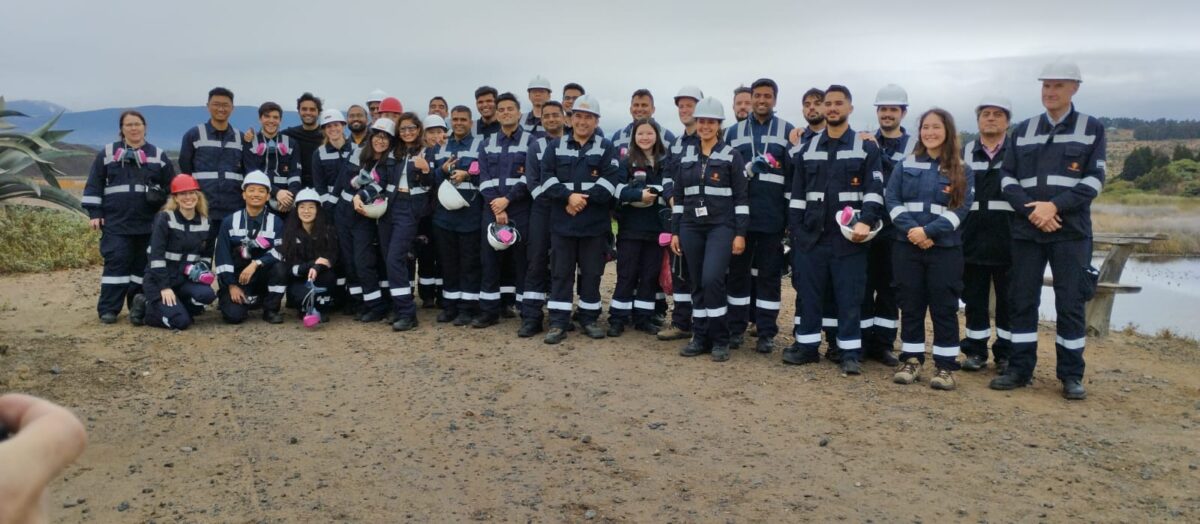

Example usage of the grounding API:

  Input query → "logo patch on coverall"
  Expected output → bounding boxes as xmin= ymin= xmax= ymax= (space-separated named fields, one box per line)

xmin=1068 ymin=161 xmax=1082 ymax=173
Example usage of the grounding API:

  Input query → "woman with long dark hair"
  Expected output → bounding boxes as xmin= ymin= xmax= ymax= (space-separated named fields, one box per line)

xmin=885 ymin=108 xmax=975 ymax=390
xmin=608 ymin=118 xmax=669 ymax=336
xmin=380 ymin=112 xmax=437 ymax=331
xmin=670 ymin=98 xmax=749 ymax=362
xmin=83 ymin=110 xmax=176 ymax=324
xmin=349 ymin=118 xmax=398 ymax=322
xmin=277 ymin=189 xmax=339 ymax=323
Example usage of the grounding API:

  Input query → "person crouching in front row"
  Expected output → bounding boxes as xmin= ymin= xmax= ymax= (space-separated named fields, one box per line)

xmin=214 ymin=171 xmax=287 ymax=324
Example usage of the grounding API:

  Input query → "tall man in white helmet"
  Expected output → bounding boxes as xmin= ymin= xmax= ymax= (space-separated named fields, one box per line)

xmin=992 ymin=61 xmax=1104 ymax=400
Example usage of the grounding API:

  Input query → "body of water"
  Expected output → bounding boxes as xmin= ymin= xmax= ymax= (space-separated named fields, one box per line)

xmin=1038 ymin=256 xmax=1200 ymax=338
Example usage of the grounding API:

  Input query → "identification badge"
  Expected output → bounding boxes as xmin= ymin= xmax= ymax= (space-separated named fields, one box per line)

xmin=694 ymin=206 xmax=709 ymax=217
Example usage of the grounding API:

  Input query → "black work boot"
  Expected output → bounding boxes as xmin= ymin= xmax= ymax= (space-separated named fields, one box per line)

xmin=989 ymin=373 xmax=1031 ymax=391
xmin=517 ymin=319 xmax=543 ymax=338
xmin=129 ymin=294 xmax=146 ymax=326
xmin=680 ymin=337 xmax=709 ymax=357
xmin=1062 ymin=378 xmax=1087 ymax=400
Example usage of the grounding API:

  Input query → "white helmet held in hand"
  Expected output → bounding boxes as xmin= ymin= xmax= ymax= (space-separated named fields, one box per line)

xmin=837 ymin=206 xmax=883 ymax=243
xmin=437 ymin=180 xmax=470 ymax=210
xmin=361 ymin=198 xmax=388 ymax=219
xmin=486 ymin=222 xmax=520 ymax=251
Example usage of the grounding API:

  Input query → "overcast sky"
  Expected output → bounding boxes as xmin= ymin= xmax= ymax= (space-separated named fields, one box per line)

xmin=5 ymin=0 xmax=1199 ymax=132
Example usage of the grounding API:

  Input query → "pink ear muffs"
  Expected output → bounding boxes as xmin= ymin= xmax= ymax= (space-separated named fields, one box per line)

xmin=496 ymin=228 xmax=515 ymax=243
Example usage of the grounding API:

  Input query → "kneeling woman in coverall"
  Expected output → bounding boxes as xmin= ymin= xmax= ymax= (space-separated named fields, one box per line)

xmin=277 ymin=188 xmax=339 ymax=322
xmin=133 ymin=174 xmax=216 ymax=330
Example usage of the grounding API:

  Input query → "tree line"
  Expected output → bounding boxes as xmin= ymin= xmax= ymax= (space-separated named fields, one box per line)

xmin=1098 ymin=117 xmax=1200 ymax=141
xmin=1117 ymin=144 xmax=1200 ymax=196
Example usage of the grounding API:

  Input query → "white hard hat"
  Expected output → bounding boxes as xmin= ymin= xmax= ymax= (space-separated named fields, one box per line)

xmin=370 ymin=118 xmax=396 ymax=136
xmin=361 ymin=197 xmax=388 ymax=219
xmin=437 ymin=180 xmax=470 ymax=210
xmin=837 ymin=207 xmax=884 ymax=243
xmin=486 ymin=222 xmax=520 ymax=251
xmin=294 ymin=188 xmax=321 ymax=205
xmin=976 ymin=95 xmax=1014 ymax=118
xmin=692 ymin=97 xmax=725 ymax=121
xmin=241 ymin=170 xmax=272 ymax=190
xmin=874 ymin=84 xmax=909 ymax=107
xmin=1038 ymin=61 xmax=1082 ymax=82
xmin=422 ymin=114 xmax=447 ymax=130
xmin=367 ymin=89 xmax=388 ymax=104
xmin=674 ymin=86 xmax=704 ymax=104
xmin=572 ymin=94 xmax=601 ymax=117
xmin=320 ymin=109 xmax=346 ymax=127
xmin=527 ymin=75 xmax=552 ymax=92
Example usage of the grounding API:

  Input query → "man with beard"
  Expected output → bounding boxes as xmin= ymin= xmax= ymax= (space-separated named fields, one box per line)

xmin=784 ymin=85 xmax=885 ymax=376
xmin=789 ymin=88 xmax=826 ymax=146
xmin=281 ymin=92 xmax=325 ymax=188
xmin=733 ymin=86 xmax=753 ymax=123
xmin=346 ymin=105 xmax=369 ymax=150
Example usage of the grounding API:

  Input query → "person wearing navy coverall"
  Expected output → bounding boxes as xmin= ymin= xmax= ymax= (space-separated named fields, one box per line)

xmin=992 ymin=65 xmax=1105 ymax=400
xmin=433 ymin=106 xmax=485 ymax=326
xmin=656 ymin=93 xmax=702 ymax=342
xmin=311 ymin=112 xmax=355 ymax=307
xmin=214 ymin=174 xmax=286 ymax=324
xmin=140 ymin=175 xmax=216 ymax=330
xmin=243 ymin=102 xmax=301 ymax=215
xmin=83 ymin=110 xmax=175 ymax=323
xmin=608 ymin=118 xmax=669 ymax=336
xmin=885 ymin=108 xmax=975 ymax=388
xmin=347 ymin=124 xmax=398 ymax=322
xmin=960 ymin=103 xmax=1016 ymax=372
xmin=541 ymin=96 xmax=620 ymax=343
xmin=178 ymin=87 xmax=246 ymax=247
xmin=859 ymin=102 xmax=915 ymax=365
xmin=518 ymin=102 xmax=568 ymax=337
xmin=472 ymin=86 xmax=501 ymax=139
xmin=783 ymin=85 xmax=885 ymax=375
xmin=474 ymin=93 xmax=534 ymax=328
xmin=723 ymin=78 xmax=795 ymax=354
xmin=379 ymin=113 xmax=436 ymax=331
xmin=670 ymin=97 xmax=749 ymax=362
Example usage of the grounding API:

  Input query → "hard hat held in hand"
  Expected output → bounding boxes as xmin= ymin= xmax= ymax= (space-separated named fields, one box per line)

xmin=438 ymin=180 xmax=470 ymax=210
xmin=487 ymin=222 xmax=520 ymax=251
xmin=837 ymin=205 xmax=883 ymax=243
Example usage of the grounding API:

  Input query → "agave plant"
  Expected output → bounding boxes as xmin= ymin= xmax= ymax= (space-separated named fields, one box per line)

xmin=0 ymin=96 xmax=87 ymax=214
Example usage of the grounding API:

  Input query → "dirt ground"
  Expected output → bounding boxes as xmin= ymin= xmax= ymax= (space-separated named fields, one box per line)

xmin=1 ymin=267 xmax=1197 ymax=523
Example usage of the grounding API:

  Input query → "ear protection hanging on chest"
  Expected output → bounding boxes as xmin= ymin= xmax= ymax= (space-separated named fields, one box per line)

xmin=253 ymin=138 xmax=290 ymax=156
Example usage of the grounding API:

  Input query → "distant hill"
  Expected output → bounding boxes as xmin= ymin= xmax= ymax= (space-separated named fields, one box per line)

xmin=7 ymin=100 xmax=300 ymax=148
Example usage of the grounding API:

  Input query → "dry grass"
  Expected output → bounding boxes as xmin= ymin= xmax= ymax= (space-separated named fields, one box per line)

xmin=1092 ymin=201 xmax=1200 ymax=255
xmin=0 ymin=204 xmax=101 ymax=274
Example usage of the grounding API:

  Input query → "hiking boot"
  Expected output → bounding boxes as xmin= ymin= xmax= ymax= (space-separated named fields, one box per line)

xmin=989 ymin=373 xmax=1031 ymax=391
xmin=517 ymin=319 xmax=543 ymax=338
xmin=391 ymin=317 xmax=417 ymax=332
xmin=633 ymin=321 xmax=659 ymax=336
xmin=470 ymin=315 xmax=498 ymax=329
xmin=657 ymin=325 xmax=691 ymax=341
xmin=711 ymin=344 xmax=730 ymax=362
xmin=606 ymin=322 xmax=624 ymax=337
xmin=729 ymin=332 xmax=744 ymax=350
xmin=961 ymin=354 xmax=988 ymax=372
xmin=436 ymin=309 xmax=455 ymax=323
xmin=893 ymin=358 xmax=921 ymax=385
xmin=930 ymin=368 xmax=957 ymax=391
xmin=782 ymin=343 xmax=820 ymax=365
xmin=755 ymin=337 xmax=774 ymax=354
xmin=500 ymin=305 xmax=517 ymax=318
xmin=1062 ymin=378 xmax=1087 ymax=400
xmin=582 ymin=323 xmax=606 ymax=339
xmin=129 ymin=294 xmax=146 ymax=326
xmin=264 ymin=310 xmax=284 ymax=324
xmin=359 ymin=308 xmax=386 ymax=323
xmin=100 ymin=312 xmax=118 ymax=324
xmin=680 ymin=337 xmax=709 ymax=357
xmin=544 ymin=327 xmax=567 ymax=345
xmin=452 ymin=311 xmax=473 ymax=327
xmin=840 ymin=359 xmax=862 ymax=375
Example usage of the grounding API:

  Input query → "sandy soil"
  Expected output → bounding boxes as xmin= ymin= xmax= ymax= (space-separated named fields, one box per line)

xmin=1 ymin=267 xmax=1197 ymax=523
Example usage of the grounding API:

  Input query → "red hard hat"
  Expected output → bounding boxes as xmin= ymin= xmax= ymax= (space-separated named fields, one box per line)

xmin=170 ymin=174 xmax=201 ymax=194
xmin=378 ymin=97 xmax=404 ymax=114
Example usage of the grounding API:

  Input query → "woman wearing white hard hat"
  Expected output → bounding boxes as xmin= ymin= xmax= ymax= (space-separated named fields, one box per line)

xmin=884 ymin=108 xmax=975 ymax=391
xmin=669 ymin=97 xmax=750 ymax=362
xmin=213 ymin=170 xmax=288 ymax=324
xmin=277 ymin=188 xmax=339 ymax=325
xmin=607 ymin=118 xmax=670 ymax=337
xmin=348 ymin=118 xmax=398 ymax=322
xmin=423 ymin=114 xmax=448 ymax=148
